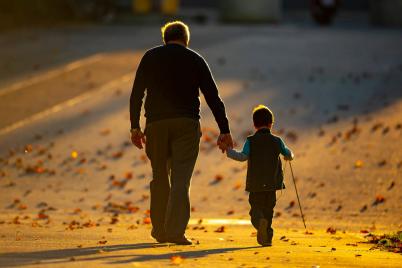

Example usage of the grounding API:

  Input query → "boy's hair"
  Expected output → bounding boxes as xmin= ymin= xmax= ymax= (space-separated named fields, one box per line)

xmin=252 ymin=105 xmax=274 ymax=128
xmin=161 ymin=21 xmax=190 ymax=46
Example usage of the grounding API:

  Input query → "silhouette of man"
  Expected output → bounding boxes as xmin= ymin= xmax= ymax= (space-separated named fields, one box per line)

xmin=129 ymin=21 xmax=233 ymax=245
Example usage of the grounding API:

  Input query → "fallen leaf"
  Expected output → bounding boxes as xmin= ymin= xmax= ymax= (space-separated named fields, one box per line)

xmin=326 ymin=227 xmax=337 ymax=235
xmin=335 ymin=205 xmax=342 ymax=212
xmin=214 ymin=226 xmax=225 ymax=233
xmin=372 ymin=195 xmax=385 ymax=206
xmin=37 ymin=212 xmax=49 ymax=220
xmin=170 ymin=255 xmax=184 ymax=265
xmin=360 ymin=205 xmax=368 ymax=213
xmin=378 ymin=160 xmax=387 ymax=167
xmin=354 ymin=160 xmax=364 ymax=168
xmin=371 ymin=123 xmax=383 ymax=132
xmin=112 ymin=151 xmax=123 ymax=159
xmin=99 ymin=129 xmax=111 ymax=136
xmin=308 ymin=192 xmax=317 ymax=199
xmin=73 ymin=208 xmax=82 ymax=214
xmin=286 ymin=201 xmax=295 ymax=210
xmin=24 ymin=144 xmax=33 ymax=153
xmin=143 ymin=217 xmax=151 ymax=224
xmin=387 ymin=181 xmax=395 ymax=191
xmin=140 ymin=154 xmax=147 ymax=163
xmin=233 ymin=182 xmax=242 ymax=190
xmin=71 ymin=151 xmax=78 ymax=159
xmin=124 ymin=172 xmax=133 ymax=180
xmin=18 ymin=204 xmax=27 ymax=210
xmin=210 ymin=174 xmax=224 ymax=185
xmin=274 ymin=211 xmax=282 ymax=217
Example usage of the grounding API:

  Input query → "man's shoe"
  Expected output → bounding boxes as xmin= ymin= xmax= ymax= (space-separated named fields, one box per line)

xmin=167 ymin=236 xmax=192 ymax=245
xmin=257 ymin=219 xmax=271 ymax=247
xmin=151 ymin=230 xmax=167 ymax=243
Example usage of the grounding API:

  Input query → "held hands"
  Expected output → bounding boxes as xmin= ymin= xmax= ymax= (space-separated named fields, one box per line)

xmin=217 ymin=133 xmax=234 ymax=153
xmin=131 ymin=128 xmax=146 ymax=149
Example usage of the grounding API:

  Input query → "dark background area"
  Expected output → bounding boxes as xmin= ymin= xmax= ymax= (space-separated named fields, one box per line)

xmin=0 ymin=0 xmax=379 ymax=31
xmin=172 ymin=0 xmax=369 ymax=10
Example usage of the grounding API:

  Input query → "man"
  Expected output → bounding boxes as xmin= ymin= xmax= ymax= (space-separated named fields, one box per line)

xmin=129 ymin=21 xmax=233 ymax=245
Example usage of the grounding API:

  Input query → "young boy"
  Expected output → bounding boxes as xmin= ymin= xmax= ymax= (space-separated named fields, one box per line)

xmin=226 ymin=105 xmax=294 ymax=246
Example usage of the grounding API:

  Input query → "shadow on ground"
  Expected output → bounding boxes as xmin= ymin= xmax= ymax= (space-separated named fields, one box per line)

xmin=0 ymin=242 xmax=260 ymax=267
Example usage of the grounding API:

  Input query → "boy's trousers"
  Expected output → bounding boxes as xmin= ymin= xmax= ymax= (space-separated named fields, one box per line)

xmin=249 ymin=191 xmax=276 ymax=237
xmin=145 ymin=117 xmax=201 ymax=238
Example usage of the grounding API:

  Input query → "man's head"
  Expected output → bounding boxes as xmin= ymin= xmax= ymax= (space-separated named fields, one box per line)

xmin=252 ymin=105 xmax=274 ymax=129
xmin=161 ymin=21 xmax=190 ymax=47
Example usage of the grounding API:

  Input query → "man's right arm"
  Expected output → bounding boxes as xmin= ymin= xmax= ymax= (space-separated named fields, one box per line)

xmin=129 ymin=55 xmax=148 ymax=130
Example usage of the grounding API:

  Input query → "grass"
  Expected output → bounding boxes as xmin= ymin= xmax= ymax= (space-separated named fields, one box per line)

xmin=364 ymin=231 xmax=402 ymax=254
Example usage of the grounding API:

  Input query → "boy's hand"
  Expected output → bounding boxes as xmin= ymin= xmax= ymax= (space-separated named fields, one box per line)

xmin=131 ymin=128 xmax=146 ymax=149
xmin=284 ymin=155 xmax=294 ymax=161
xmin=217 ymin=133 xmax=233 ymax=153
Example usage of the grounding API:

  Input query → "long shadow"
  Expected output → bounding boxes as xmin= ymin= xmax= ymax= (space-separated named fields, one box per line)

xmin=0 ymin=242 xmax=260 ymax=267
xmin=0 ymin=242 xmax=157 ymax=267
xmin=107 ymin=246 xmax=261 ymax=264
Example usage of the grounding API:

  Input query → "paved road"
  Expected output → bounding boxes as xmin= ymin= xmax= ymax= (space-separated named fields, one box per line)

xmin=0 ymin=22 xmax=401 ymax=268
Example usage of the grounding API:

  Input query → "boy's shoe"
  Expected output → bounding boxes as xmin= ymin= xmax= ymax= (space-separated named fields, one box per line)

xmin=257 ymin=219 xmax=271 ymax=246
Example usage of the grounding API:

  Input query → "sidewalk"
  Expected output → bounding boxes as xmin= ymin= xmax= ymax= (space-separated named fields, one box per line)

xmin=0 ymin=222 xmax=400 ymax=267
xmin=0 ymin=23 xmax=401 ymax=267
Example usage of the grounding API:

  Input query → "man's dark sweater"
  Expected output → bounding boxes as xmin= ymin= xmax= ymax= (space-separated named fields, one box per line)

xmin=130 ymin=43 xmax=230 ymax=134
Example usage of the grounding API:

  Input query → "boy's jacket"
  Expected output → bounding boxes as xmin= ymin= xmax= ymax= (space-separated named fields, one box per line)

xmin=246 ymin=128 xmax=285 ymax=192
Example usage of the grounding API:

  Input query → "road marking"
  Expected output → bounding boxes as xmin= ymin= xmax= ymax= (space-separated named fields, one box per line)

xmin=189 ymin=218 xmax=250 ymax=226
xmin=0 ymin=73 xmax=132 ymax=136
xmin=0 ymin=54 xmax=105 ymax=97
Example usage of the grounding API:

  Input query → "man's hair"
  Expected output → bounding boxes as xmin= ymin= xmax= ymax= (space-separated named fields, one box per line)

xmin=252 ymin=105 xmax=274 ymax=128
xmin=161 ymin=21 xmax=190 ymax=46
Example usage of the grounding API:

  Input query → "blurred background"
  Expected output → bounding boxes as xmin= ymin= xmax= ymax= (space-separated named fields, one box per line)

xmin=1 ymin=0 xmax=402 ymax=29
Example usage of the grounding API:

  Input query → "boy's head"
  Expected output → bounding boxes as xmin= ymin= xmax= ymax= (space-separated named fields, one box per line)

xmin=252 ymin=105 xmax=274 ymax=129
xmin=161 ymin=21 xmax=190 ymax=46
